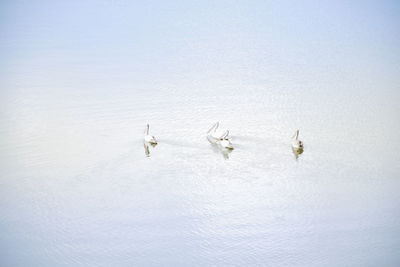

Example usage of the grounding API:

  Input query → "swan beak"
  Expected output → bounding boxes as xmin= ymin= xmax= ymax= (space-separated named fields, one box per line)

xmin=225 ymin=144 xmax=234 ymax=150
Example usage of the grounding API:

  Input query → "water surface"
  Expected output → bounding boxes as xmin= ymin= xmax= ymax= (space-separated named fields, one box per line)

xmin=1 ymin=1 xmax=400 ymax=266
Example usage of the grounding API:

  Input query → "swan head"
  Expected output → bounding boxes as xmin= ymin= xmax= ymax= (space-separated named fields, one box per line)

xmin=292 ymin=140 xmax=303 ymax=149
xmin=220 ymin=138 xmax=234 ymax=150
xmin=144 ymin=135 xmax=157 ymax=145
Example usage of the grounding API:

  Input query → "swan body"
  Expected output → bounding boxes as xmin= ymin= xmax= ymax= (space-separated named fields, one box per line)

xmin=291 ymin=130 xmax=303 ymax=149
xmin=144 ymin=135 xmax=157 ymax=144
xmin=207 ymin=122 xmax=234 ymax=150
xmin=144 ymin=124 xmax=157 ymax=145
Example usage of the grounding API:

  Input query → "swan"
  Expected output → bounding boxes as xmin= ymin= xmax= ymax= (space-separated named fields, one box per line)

xmin=144 ymin=124 xmax=157 ymax=145
xmin=292 ymin=129 xmax=303 ymax=149
xmin=207 ymin=122 xmax=234 ymax=150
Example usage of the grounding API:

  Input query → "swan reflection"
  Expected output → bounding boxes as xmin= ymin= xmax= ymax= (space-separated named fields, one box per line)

xmin=144 ymin=142 xmax=157 ymax=157
xmin=292 ymin=147 xmax=304 ymax=160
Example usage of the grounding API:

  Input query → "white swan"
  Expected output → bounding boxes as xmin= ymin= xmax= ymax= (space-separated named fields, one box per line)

xmin=207 ymin=122 xmax=234 ymax=150
xmin=144 ymin=124 xmax=157 ymax=145
xmin=292 ymin=129 xmax=303 ymax=149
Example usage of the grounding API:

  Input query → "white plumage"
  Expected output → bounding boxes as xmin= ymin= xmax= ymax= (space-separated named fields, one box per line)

xmin=292 ymin=129 xmax=303 ymax=149
xmin=207 ymin=122 xmax=234 ymax=150
xmin=144 ymin=124 xmax=157 ymax=145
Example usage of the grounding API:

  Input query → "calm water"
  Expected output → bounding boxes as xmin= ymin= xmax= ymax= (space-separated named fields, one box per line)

xmin=1 ymin=1 xmax=400 ymax=266
xmin=0 ymin=85 xmax=399 ymax=266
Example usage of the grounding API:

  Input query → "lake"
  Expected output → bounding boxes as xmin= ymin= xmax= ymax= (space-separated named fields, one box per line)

xmin=1 ymin=1 xmax=399 ymax=266
xmin=1 ymin=82 xmax=399 ymax=266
